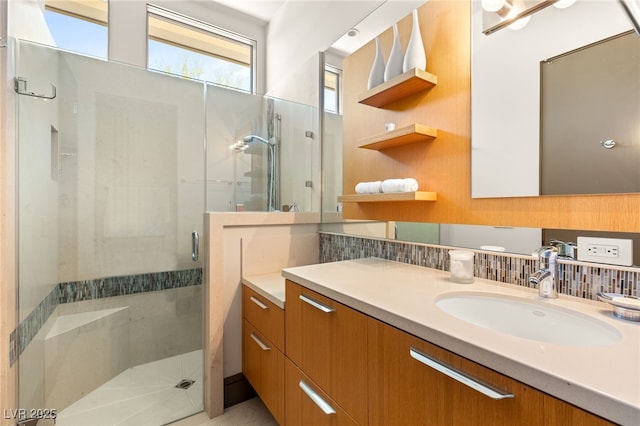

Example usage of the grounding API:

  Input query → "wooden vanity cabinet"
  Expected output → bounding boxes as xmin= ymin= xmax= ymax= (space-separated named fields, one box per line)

xmin=242 ymin=286 xmax=285 ymax=424
xmin=368 ymin=317 xmax=543 ymax=426
xmin=285 ymin=279 xmax=368 ymax=425
xmin=284 ymin=357 xmax=358 ymax=426
xmin=367 ymin=317 xmax=613 ymax=426
xmin=248 ymin=278 xmax=614 ymax=426
xmin=543 ymin=395 xmax=613 ymax=426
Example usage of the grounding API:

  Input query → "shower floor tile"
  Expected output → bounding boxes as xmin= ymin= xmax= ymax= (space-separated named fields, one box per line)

xmin=56 ymin=350 xmax=203 ymax=426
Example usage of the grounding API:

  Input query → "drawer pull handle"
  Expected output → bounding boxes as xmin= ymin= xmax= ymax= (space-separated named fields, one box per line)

xmin=299 ymin=380 xmax=336 ymax=415
xmin=409 ymin=347 xmax=514 ymax=400
xmin=250 ymin=332 xmax=271 ymax=351
xmin=250 ymin=295 xmax=269 ymax=310
xmin=299 ymin=294 xmax=335 ymax=313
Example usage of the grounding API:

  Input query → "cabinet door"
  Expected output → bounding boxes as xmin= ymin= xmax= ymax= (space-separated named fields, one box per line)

xmin=243 ymin=285 xmax=285 ymax=352
xmin=368 ymin=317 xmax=545 ymax=426
xmin=543 ymin=395 xmax=615 ymax=426
xmin=285 ymin=280 xmax=368 ymax=425
xmin=285 ymin=357 xmax=358 ymax=426
xmin=243 ymin=320 xmax=285 ymax=424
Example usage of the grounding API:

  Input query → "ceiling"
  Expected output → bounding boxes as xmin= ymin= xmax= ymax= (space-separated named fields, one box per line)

xmin=212 ymin=0 xmax=287 ymax=22
xmin=212 ymin=0 xmax=427 ymax=55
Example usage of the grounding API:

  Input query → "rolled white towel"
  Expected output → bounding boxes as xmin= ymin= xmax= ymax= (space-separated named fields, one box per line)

xmin=369 ymin=181 xmax=382 ymax=193
xmin=381 ymin=179 xmax=402 ymax=193
xmin=381 ymin=178 xmax=418 ymax=193
xmin=403 ymin=178 xmax=419 ymax=192
xmin=355 ymin=182 xmax=368 ymax=194
xmin=355 ymin=181 xmax=383 ymax=194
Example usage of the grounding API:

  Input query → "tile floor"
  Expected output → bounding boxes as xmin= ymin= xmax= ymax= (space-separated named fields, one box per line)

xmin=52 ymin=349 xmax=276 ymax=426
xmin=56 ymin=350 xmax=204 ymax=426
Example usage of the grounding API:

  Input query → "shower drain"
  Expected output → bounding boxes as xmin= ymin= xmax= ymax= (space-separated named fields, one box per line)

xmin=175 ymin=379 xmax=195 ymax=390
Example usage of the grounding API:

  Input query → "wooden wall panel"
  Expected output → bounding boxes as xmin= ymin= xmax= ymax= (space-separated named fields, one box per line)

xmin=342 ymin=0 xmax=640 ymax=232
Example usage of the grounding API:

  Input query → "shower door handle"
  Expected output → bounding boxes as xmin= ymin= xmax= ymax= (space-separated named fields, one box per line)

xmin=192 ymin=230 xmax=199 ymax=262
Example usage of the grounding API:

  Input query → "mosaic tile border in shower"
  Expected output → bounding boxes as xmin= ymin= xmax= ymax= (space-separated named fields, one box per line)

xmin=58 ymin=268 xmax=203 ymax=304
xmin=319 ymin=232 xmax=639 ymax=300
xmin=14 ymin=268 xmax=203 ymax=363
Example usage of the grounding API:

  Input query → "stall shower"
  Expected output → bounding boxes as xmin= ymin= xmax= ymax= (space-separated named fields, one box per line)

xmin=12 ymin=38 xmax=317 ymax=426
xmin=231 ymin=130 xmax=280 ymax=212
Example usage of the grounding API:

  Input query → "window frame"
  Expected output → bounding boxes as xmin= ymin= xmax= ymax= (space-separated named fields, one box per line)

xmin=146 ymin=4 xmax=257 ymax=93
xmin=324 ymin=64 xmax=343 ymax=115
xmin=44 ymin=0 xmax=109 ymax=59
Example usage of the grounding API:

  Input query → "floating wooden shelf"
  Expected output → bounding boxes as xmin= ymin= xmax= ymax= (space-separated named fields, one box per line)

xmin=338 ymin=191 xmax=437 ymax=203
xmin=358 ymin=124 xmax=437 ymax=150
xmin=358 ymin=68 xmax=438 ymax=108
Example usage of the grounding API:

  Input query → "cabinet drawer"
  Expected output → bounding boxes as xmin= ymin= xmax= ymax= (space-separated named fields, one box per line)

xmin=243 ymin=285 xmax=285 ymax=352
xmin=242 ymin=320 xmax=285 ymax=425
xmin=368 ymin=317 xmax=545 ymax=426
xmin=285 ymin=357 xmax=358 ymax=426
xmin=285 ymin=280 xmax=368 ymax=425
xmin=367 ymin=317 xmax=614 ymax=425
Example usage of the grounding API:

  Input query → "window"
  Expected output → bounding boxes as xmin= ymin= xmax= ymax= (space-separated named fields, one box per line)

xmin=44 ymin=0 xmax=108 ymax=59
xmin=324 ymin=65 xmax=342 ymax=114
xmin=147 ymin=5 xmax=255 ymax=93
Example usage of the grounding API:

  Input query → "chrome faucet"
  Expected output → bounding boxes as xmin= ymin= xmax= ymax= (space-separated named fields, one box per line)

xmin=550 ymin=240 xmax=577 ymax=259
xmin=530 ymin=246 xmax=559 ymax=299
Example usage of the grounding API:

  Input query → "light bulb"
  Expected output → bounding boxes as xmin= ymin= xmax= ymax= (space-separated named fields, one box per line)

xmin=508 ymin=15 xmax=530 ymax=30
xmin=553 ymin=0 xmax=577 ymax=8
xmin=482 ymin=0 xmax=506 ymax=12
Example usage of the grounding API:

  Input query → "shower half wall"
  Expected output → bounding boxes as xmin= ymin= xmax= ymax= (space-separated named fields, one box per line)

xmin=14 ymin=39 xmax=318 ymax=425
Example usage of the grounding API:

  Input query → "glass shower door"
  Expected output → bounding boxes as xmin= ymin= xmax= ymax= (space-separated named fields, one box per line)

xmin=16 ymin=40 xmax=205 ymax=426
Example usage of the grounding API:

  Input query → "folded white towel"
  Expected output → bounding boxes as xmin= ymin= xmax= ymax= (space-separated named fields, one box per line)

xmin=355 ymin=181 xmax=382 ymax=194
xmin=381 ymin=178 xmax=418 ymax=193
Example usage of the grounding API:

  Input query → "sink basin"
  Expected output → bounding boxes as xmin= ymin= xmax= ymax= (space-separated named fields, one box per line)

xmin=436 ymin=292 xmax=622 ymax=346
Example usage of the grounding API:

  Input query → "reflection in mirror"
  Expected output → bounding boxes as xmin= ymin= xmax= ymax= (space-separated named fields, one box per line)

xmin=481 ymin=0 xmax=555 ymax=36
xmin=540 ymin=30 xmax=640 ymax=195
xmin=472 ymin=0 xmax=636 ymax=198
xmin=322 ymin=220 xmax=640 ymax=266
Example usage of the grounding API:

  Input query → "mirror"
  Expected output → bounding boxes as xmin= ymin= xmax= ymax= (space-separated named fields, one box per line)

xmin=471 ymin=0 xmax=637 ymax=198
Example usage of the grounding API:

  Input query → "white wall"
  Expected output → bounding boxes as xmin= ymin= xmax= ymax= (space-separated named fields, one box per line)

xmin=265 ymin=1 xmax=384 ymax=91
xmin=7 ymin=0 xmax=53 ymax=44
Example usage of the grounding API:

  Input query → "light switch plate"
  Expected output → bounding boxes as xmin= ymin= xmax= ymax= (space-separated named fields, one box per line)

xmin=577 ymin=236 xmax=633 ymax=266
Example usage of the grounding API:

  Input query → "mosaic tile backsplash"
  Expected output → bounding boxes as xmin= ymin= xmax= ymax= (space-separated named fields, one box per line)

xmin=15 ymin=268 xmax=202 ymax=361
xmin=319 ymin=232 xmax=640 ymax=300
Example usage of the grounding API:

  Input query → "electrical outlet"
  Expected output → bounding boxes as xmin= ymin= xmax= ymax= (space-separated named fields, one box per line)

xmin=577 ymin=237 xmax=633 ymax=266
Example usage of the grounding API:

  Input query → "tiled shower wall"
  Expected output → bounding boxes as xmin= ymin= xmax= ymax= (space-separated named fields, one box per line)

xmin=11 ymin=268 xmax=202 ymax=364
xmin=319 ymin=232 xmax=639 ymax=300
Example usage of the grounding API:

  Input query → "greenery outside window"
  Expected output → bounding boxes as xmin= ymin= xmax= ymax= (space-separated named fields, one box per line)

xmin=147 ymin=5 xmax=256 ymax=93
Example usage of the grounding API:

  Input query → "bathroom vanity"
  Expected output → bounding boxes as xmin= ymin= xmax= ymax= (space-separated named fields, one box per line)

xmin=243 ymin=258 xmax=639 ymax=425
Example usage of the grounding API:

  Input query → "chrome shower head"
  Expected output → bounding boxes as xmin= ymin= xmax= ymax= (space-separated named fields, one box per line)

xmin=243 ymin=135 xmax=275 ymax=146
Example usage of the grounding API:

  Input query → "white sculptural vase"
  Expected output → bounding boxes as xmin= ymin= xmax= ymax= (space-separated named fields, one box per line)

xmin=367 ymin=37 xmax=385 ymax=89
xmin=384 ymin=24 xmax=403 ymax=82
xmin=403 ymin=9 xmax=426 ymax=72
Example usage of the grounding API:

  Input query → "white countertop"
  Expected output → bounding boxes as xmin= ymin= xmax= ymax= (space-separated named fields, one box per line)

xmin=242 ymin=272 xmax=286 ymax=309
xmin=281 ymin=258 xmax=640 ymax=426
